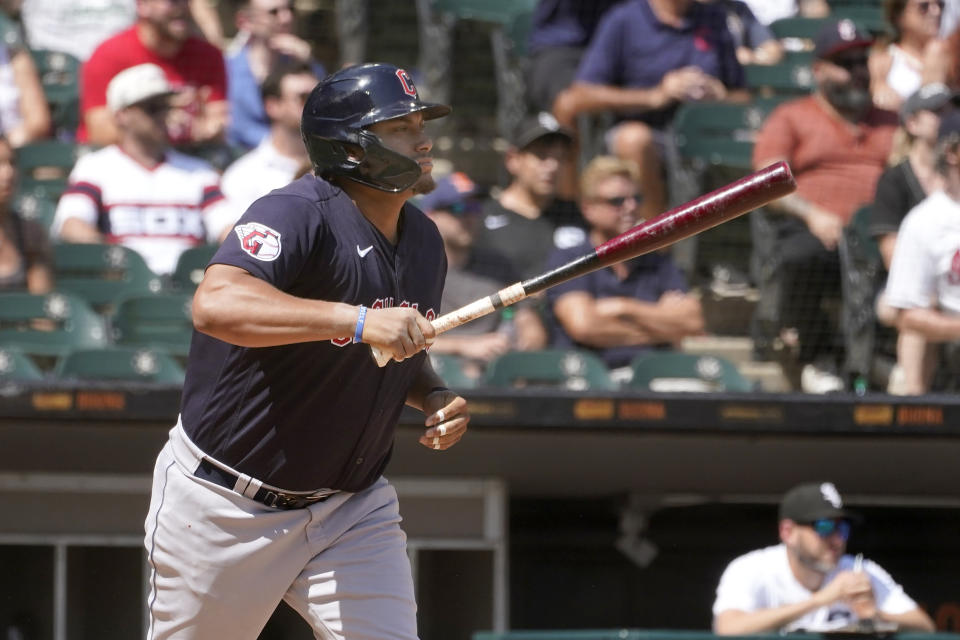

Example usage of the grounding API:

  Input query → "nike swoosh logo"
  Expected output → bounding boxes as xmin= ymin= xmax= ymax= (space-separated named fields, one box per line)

xmin=357 ymin=244 xmax=374 ymax=258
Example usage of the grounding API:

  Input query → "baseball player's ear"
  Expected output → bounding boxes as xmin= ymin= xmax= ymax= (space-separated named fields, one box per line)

xmin=343 ymin=142 xmax=364 ymax=162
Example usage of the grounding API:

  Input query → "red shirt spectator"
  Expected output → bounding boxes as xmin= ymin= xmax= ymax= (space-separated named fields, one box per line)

xmin=79 ymin=1 xmax=227 ymax=146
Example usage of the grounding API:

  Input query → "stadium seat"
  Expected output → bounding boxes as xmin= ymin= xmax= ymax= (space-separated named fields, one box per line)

xmin=744 ymin=54 xmax=815 ymax=95
xmin=12 ymin=192 xmax=57 ymax=230
xmin=769 ymin=16 xmax=831 ymax=41
xmin=111 ymin=293 xmax=194 ymax=356
xmin=52 ymin=243 xmax=163 ymax=311
xmin=0 ymin=347 xmax=45 ymax=380
xmin=483 ymin=349 xmax=618 ymax=391
xmin=55 ymin=347 xmax=185 ymax=384
xmin=29 ymin=49 xmax=81 ymax=138
xmin=673 ymin=100 xmax=786 ymax=174
xmin=171 ymin=245 xmax=218 ymax=292
xmin=628 ymin=352 xmax=753 ymax=392
xmin=428 ymin=352 xmax=476 ymax=389
xmin=0 ymin=292 xmax=108 ymax=358
xmin=14 ymin=140 xmax=83 ymax=202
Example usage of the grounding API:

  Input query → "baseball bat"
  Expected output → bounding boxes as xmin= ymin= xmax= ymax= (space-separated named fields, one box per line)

xmin=371 ymin=160 xmax=796 ymax=367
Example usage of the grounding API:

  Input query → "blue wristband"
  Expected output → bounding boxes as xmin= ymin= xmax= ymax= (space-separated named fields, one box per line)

xmin=353 ymin=305 xmax=367 ymax=343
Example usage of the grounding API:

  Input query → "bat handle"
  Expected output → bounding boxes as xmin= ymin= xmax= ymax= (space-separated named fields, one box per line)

xmin=367 ymin=282 xmax=528 ymax=367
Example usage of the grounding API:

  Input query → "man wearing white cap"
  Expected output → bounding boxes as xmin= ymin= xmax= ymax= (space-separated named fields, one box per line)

xmin=52 ymin=63 xmax=237 ymax=276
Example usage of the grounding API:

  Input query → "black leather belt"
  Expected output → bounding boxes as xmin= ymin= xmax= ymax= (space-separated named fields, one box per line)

xmin=194 ymin=459 xmax=334 ymax=510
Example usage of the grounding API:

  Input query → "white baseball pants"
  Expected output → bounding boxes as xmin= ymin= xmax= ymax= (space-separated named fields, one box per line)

xmin=144 ymin=424 xmax=418 ymax=639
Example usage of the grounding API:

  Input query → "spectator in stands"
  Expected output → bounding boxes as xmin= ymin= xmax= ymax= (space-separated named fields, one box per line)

xmin=474 ymin=112 xmax=587 ymax=281
xmin=697 ymin=0 xmax=784 ymax=65
xmin=422 ymin=172 xmax=548 ymax=379
xmin=0 ymin=135 xmax=52 ymax=293
xmin=20 ymin=0 xmax=224 ymax=62
xmin=225 ymin=0 xmax=325 ymax=150
xmin=525 ymin=0 xmax=622 ymax=114
xmin=752 ymin=19 xmax=898 ymax=393
xmin=739 ymin=0 xmax=829 ymax=26
xmin=869 ymin=0 xmax=943 ymax=112
xmin=79 ymin=0 xmax=228 ymax=147
xmin=545 ymin=156 xmax=703 ymax=377
xmin=0 ymin=6 xmax=50 ymax=147
xmin=869 ymin=84 xmax=950 ymax=393
xmin=221 ymin=62 xmax=319 ymax=213
xmin=885 ymin=108 xmax=960 ymax=393
xmin=552 ymin=0 xmax=748 ymax=222
xmin=52 ymin=64 xmax=235 ymax=276
xmin=713 ymin=481 xmax=935 ymax=634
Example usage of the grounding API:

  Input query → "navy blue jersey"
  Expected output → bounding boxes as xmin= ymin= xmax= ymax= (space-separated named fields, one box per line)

xmin=179 ymin=175 xmax=446 ymax=492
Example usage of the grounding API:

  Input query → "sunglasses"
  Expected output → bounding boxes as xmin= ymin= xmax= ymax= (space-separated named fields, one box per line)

xmin=913 ymin=0 xmax=945 ymax=14
xmin=807 ymin=518 xmax=852 ymax=540
xmin=596 ymin=194 xmax=641 ymax=208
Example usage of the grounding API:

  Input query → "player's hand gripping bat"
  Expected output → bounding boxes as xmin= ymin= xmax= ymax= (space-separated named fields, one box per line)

xmin=371 ymin=161 xmax=797 ymax=367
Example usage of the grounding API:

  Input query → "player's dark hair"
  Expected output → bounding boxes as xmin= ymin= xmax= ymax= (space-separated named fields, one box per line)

xmin=261 ymin=61 xmax=317 ymax=103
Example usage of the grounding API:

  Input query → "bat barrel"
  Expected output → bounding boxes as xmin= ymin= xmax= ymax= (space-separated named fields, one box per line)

xmin=596 ymin=160 xmax=795 ymax=266
xmin=519 ymin=161 xmax=795 ymax=297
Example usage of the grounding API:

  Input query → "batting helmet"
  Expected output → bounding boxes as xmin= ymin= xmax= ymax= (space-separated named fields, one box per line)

xmin=301 ymin=63 xmax=451 ymax=192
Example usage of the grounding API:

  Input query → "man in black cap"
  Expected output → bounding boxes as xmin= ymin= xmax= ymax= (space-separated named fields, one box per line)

xmin=885 ymin=106 xmax=960 ymax=393
xmin=712 ymin=482 xmax=935 ymax=635
xmin=752 ymin=19 xmax=899 ymax=393
xmin=473 ymin=111 xmax=587 ymax=280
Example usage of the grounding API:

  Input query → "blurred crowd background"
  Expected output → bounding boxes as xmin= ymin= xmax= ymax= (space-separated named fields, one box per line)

xmin=2 ymin=0 xmax=960 ymax=397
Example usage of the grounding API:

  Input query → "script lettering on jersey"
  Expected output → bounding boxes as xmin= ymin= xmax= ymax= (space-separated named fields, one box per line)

xmin=330 ymin=298 xmax=437 ymax=347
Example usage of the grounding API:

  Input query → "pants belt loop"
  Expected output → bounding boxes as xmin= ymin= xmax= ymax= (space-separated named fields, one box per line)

xmin=239 ymin=475 xmax=262 ymax=499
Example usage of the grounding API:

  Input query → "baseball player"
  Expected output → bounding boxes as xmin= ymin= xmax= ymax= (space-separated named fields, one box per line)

xmin=144 ymin=63 xmax=470 ymax=639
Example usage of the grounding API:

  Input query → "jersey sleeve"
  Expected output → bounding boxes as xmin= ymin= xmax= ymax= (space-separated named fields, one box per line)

xmin=211 ymin=192 xmax=323 ymax=291
xmin=51 ymin=156 xmax=102 ymax=237
xmin=712 ymin=555 xmax=763 ymax=615
xmin=885 ymin=203 xmax=935 ymax=310
xmin=575 ymin=7 xmax=624 ymax=85
xmin=865 ymin=559 xmax=919 ymax=615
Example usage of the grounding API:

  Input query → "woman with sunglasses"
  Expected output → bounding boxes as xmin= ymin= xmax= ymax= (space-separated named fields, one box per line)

xmin=712 ymin=482 xmax=936 ymax=635
xmin=870 ymin=0 xmax=944 ymax=111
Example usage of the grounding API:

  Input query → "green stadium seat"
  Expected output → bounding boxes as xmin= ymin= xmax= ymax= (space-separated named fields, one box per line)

xmin=428 ymin=352 xmax=476 ymax=389
xmin=0 ymin=292 xmax=108 ymax=358
xmin=111 ymin=293 xmax=194 ymax=356
xmin=29 ymin=49 xmax=81 ymax=138
xmin=628 ymin=352 xmax=752 ymax=392
xmin=483 ymin=349 xmax=617 ymax=391
xmin=0 ymin=347 xmax=45 ymax=380
xmin=12 ymin=192 xmax=57 ymax=230
xmin=55 ymin=346 xmax=185 ymax=384
xmin=673 ymin=100 xmax=780 ymax=173
xmin=744 ymin=57 xmax=816 ymax=95
xmin=52 ymin=243 xmax=164 ymax=311
xmin=769 ymin=16 xmax=831 ymax=41
xmin=171 ymin=245 xmax=218 ymax=292
xmin=14 ymin=140 xmax=83 ymax=202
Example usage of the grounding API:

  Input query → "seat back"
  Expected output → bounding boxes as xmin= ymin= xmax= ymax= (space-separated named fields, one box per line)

xmin=428 ymin=352 xmax=477 ymax=389
xmin=29 ymin=49 xmax=82 ymax=138
xmin=673 ymin=99 xmax=786 ymax=173
xmin=0 ymin=292 xmax=108 ymax=357
xmin=483 ymin=349 xmax=617 ymax=391
xmin=55 ymin=347 xmax=185 ymax=384
xmin=744 ymin=54 xmax=816 ymax=95
xmin=628 ymin=352 xmax=752 ymax=392
xmin=171 ymin=245 xmax=218 ymax=292
xmin=53 ymin=243 xmax=163 ymax=310
xmin=0 ymin=347 xmax=45 ymax=380
xmin=111 ymin=293 xmax=194 ymax=356
xmin=14 ymin=141 xmax=83 ymax=202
